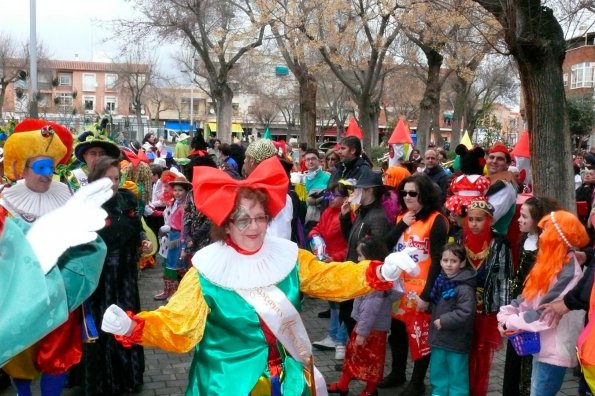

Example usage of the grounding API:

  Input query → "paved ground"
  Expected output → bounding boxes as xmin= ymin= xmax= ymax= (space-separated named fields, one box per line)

xmin=2 ymin=265 xmax=582 ymax=395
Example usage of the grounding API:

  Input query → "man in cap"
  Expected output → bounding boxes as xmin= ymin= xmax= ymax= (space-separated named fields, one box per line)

xmin=485 ymin=143 xmax=518 ymax=235
xmin=244 ymin=139 xmax=294 ymax=239
xmin=0 ymin=119 xmax=109 ymax=396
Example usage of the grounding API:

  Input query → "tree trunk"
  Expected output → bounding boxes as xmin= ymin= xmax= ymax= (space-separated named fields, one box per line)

xmin=358 ymin=99 xmax=380 ymax=154
xmin=214 ymin=84 xmax=234 ymax=144
xmin=0 ymin=81 xmax=6 ymax=119
xmin=136 ymin=111 xmax=144 ymax=142
xmin=473 ymin=1 xmax=573 ymax=211
xmin=416 ymin=49 xmax=443 ymax=151
xmin=520 ymin=55 xmax=573 ymax=210
xmin=299 ymin=74 xmax=317 ymax=149
xmin=451 ymin=76 xmax=468 ymax=148
xmin=432 ymin=102 xmax=443 ymax=148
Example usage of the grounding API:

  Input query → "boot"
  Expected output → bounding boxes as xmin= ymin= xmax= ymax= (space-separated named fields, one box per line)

xmin=154 ymin=279 xmax=172 ymax=300
xmin=399 ymin=356 xmax=429 ymax=396
xmin=166 ymin=281 xmax=180 ymax=301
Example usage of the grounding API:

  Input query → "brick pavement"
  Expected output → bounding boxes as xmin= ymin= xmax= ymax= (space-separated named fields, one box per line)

xmin=1 ymin=265 xmax=581 ymax=395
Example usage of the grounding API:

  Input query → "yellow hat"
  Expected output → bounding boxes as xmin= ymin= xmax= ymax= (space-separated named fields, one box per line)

xmin=3 ymin=119 xmax=73 ymax=181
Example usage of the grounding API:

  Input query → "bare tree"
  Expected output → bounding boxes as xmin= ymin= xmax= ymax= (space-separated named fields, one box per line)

xmin=472 ymin=0 xmax=574 ymax=209
xmin=299 ymin=0 xmax=402 ymax=152
xmin=317 ymin=70 xmax=352 ymax=140
xmin=0 ymin=34 xmax=27 ymax=119
xmin=111 ymin=44 xmax=156 ymax=141
xmin=117 ymin=0 xmax=266 ymax=144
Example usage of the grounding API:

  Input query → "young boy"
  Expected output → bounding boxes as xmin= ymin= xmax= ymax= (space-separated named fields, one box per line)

xmin=429 ymin=243 xmax=476 ymax=396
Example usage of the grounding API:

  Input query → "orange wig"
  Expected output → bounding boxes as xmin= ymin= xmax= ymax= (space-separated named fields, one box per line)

xmin=384 ymin=166 xmax=411 ymax=188
xmin=522 ymin=210 xmax=589 ymax=300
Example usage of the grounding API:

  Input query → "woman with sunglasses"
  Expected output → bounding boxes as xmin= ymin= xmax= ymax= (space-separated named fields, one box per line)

xmin=381 ymin=174 xmax=449 ymax=395
xmin=324 ymin=149 xmax=341 ymax=172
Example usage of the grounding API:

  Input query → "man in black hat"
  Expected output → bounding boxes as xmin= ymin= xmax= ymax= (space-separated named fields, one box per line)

xmin=65 ymin=132 xmax=121 ymax=191
xmin=335 ymin=168 xmax=390 ymax=359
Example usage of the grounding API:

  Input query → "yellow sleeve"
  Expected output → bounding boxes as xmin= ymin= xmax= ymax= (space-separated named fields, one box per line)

xmin=298 ymin=249 xmax=374 ymax=302
xmin=136 ymin=267 xmax=209 ymax=353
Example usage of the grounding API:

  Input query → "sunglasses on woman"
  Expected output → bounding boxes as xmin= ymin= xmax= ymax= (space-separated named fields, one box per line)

xmin=399 ymin=190 xmax=419 ymax=198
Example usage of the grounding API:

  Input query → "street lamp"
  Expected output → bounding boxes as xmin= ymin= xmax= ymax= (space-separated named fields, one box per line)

xmin=189 ymin=56 xmax=195 ymax=135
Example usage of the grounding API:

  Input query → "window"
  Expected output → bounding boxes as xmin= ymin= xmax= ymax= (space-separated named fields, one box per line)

xmin=105 ymin=73 xmax=117 ymax=91
xmin=58 ymin=73 xmax=72 ymax=86
xmin=563 ymin=73 xmax=568 ymax=86
xmin=83 ymin=73 xmax=96 ymax=91
xmin=38 ymin=72 xmax=51 ymax=90
xmin=105 ymin=96 xmax=116 ymax=112
xmin=232 ymin=103 xmax=240 ymax=117
xmin=83 ymin=96 xmax=95 ymax=111
xmin=571 ymin=63 xmax=595 ymax=89
xmin=55 ymin=93 xmax=73 ymax=110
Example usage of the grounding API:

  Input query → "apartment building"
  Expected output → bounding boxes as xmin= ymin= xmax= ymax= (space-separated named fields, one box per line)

xmin=3 ymin=59 xmax=148 ymax=129
xmin=564 ymin=32 xmax=595 ymax=98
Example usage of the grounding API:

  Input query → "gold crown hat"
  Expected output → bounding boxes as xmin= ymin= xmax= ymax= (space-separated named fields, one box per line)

xmin=3 ymin=119 xmax=74 ymax=181
xmin=468 ymin=199 xmax=495 ymax=216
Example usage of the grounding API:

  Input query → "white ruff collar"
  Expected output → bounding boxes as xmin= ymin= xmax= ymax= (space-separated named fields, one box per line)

xmin=0 ymin=180 xmax=72 ymax=221
xmin=192 ymin=236 xmax=298 ymax=290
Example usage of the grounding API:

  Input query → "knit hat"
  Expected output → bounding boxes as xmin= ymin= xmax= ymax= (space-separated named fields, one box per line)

xmin=245 ymin=139 xmax=277 ymax=164
xmin=489 ymin=143 xmax=509 ymax=155
xmin=3 ymin=119 xmax=74 ymax=181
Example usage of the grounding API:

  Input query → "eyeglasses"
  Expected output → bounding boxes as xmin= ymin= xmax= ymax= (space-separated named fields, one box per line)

xmin=231 ymin=215 xmax=270 ymax=230
xmin=399 ymin=190 xmax=419 ymax=198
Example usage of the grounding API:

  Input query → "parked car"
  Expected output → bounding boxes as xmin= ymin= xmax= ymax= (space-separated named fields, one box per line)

xmin=318 ymin=141 xmax=338 ymax=154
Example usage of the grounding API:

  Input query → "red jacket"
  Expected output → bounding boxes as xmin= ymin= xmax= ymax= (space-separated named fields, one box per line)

xmin=308 ymin=206 xmax=347 ymax=261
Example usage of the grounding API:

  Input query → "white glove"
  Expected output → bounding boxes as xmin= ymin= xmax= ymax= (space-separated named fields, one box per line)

xmin=159 ymin=225 xmax=171 ymax=234
xmin=381 ymin=247 xmax=420 ymax=281
xmin=26 ymin=178 xmax=113 ymax=274
xmin=101 ymin=304 xmax=134 ymax=336
xmin=144 ymin=205 xmax=154 ymax=216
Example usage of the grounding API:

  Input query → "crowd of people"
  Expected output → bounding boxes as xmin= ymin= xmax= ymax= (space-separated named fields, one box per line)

xmin=0 ymin=118 xmax=594 ymax=396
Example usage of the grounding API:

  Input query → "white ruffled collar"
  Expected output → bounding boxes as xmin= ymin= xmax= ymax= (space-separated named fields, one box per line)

xmin=0 ymin=180 xmax=72 ymax=222
xmin=192 ymin=236 xmax=298 ymax=290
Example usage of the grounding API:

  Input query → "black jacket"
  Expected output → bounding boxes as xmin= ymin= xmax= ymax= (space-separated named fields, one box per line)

xmin=340 ymin=200 xmax=389 ymax=261
xmin=330 ymin=156 xmax=371 ymax=184
xmin=424 ymin=166 xmax=449 ymax=204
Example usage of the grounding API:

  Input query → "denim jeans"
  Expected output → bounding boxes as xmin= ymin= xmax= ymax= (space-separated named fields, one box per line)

xmin=328 ymin=302 xmax=348 ymax=345
xmin=530 ymin=360 xmax=567 ymax=396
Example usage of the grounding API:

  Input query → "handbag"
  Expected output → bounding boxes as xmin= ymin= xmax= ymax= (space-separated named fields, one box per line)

xmin=403 ymin=310 xmax=431 ymax=360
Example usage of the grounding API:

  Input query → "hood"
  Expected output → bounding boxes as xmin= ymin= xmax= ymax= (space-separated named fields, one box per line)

xmin=450 ymin=266 xmax=477 ymax=287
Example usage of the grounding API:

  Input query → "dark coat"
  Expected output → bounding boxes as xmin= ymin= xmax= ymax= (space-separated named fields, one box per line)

xmin=329 ymin=156 xmax=371 ymax=184
xmin=424 ymin=165 xmax=449 ymax=204
xmin=340 ymin=200 xmax=389 ymax=261
xmin=429 ymin=267 xmax=477 ymax=353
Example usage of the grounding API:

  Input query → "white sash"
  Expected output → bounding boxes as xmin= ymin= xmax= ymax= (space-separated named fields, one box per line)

xmin=236 ymin=286 xmax=328 ymax=396
xmin=72 ymin=168 xmax=89 ymax=187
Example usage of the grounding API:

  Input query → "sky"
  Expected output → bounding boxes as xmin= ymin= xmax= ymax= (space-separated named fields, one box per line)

xmin=0 ymin=0 xmax=180 ymax=77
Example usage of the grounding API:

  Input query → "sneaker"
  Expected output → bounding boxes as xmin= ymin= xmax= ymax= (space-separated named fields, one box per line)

xmin=313 ymin=336 xmax=336 ymax=350
xmin=334 ymin=344 xmax=346 ymax=360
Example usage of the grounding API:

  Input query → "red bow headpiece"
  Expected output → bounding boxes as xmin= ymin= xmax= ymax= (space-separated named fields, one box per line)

xmin=192 ymin=156 xmax=288 ymax=226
